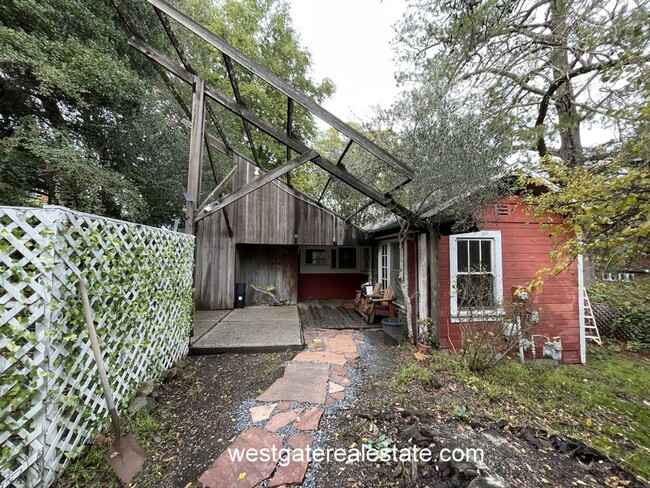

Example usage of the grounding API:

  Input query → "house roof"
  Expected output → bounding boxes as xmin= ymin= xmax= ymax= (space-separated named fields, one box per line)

xmin=364 ymin=152 xmax=560 ymax=234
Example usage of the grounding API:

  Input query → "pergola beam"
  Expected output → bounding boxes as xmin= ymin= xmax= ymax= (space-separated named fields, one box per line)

xmin=145 ymin=0 xmax=414 ymax=180
xmin=128 ymin=37 xmax=424 ymax=227
xmin=318 ymin=138 xmax=353 ymax=204
xmin=223 ymin=54 xmax=260 ymax=166
xmin=196 ymin=150 xmax=319 ymax=222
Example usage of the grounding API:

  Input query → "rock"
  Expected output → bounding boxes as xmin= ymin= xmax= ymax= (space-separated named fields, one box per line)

xmin=268 ymin=434 xmax=313 ymax=487
xmin=328 ymin=382 xmax=345 ymax=393
xmin=176 ymin=358 xmax=187 ymax=369
xmin=250 ymin=403 xmax=277 ymax=423
xmin=162 ymin=367 xmax=179 ymax=381
xmin=128 ymin=396 xmax=157 ymax=414
xmin=401 ymin=424 xmax=434 ymax=448
xmin=265 ymin=408 xmax=304 ymax=433
xmin=294 ymin=407 xmax=324 ymax=431
xmin=467 ymin=474 xmax=509 ymax=488
xmin=135 ymin=380 xmax=155 ymax=397
xmin=430 ymin=376 xmax=442 ymax=389
xmin=150 ymin=384 xmax=161 ymax=399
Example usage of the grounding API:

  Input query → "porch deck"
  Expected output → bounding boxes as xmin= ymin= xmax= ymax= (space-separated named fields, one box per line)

xmin=297 ymin=299 xmax=378 ymax=330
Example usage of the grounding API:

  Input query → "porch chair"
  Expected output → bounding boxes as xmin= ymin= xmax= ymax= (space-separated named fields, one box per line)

xmin=354 ymin=282 xmax=381 ymax=308
xmin=361 ymin=285 xmax=396 ymax=324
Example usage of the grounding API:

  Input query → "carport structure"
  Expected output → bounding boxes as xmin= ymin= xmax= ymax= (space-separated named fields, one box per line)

xmin=112 ymin=0 xmax=421 ymax=309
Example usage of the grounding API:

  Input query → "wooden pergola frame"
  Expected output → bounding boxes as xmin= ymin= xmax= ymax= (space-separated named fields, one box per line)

xmin=113 ymin=0 xmax=422 ymax=234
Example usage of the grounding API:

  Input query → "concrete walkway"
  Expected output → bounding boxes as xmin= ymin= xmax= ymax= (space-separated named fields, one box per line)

xmin=191 ymin=306 xmax=303 ymax=353
xmin=198 ymin=329 xmax=363 ymax=487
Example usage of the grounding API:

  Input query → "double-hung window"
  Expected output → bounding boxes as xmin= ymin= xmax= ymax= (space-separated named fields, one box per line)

xmin=449 ymin=231 xmax=503 ymax=320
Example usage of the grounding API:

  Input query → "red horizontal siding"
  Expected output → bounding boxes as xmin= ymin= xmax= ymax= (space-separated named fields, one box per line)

xmin=298 ymin=273 xmax=367 ymax=300
xmin=438 ymin=196 xmax=581 ymax=363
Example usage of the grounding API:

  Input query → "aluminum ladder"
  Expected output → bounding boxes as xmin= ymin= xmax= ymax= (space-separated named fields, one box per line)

xmin=583 ymin=290 xmax=602 ymax=345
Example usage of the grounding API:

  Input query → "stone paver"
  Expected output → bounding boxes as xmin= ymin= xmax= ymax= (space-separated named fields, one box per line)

xmin=294 ymin=407 xmax=324 ymax=431
xmin=200 ymin=328 xmax=363 ymax=487
xmin=250 ymin=403 xmax=277 ymax=423
xmin=330 ymin=374 xmax=352 ymax=387
xmin=268 ymin=434 xmax=314 ymax=487
xmin=198 ymin=427 xmax=283 ymax=488
xmin=257 ymin=363 xmax=329 ymax=404
xmin=292 ymin=351 xmax=347 ymax=365
xmin=330 ymin=364 xmax=348 ymax=376
xmin=265 ymin=408 xmax=304 ymax=433
xmin=276 ymin=401 xmax=292 ymax=412
xmin=323 ymin=335 xmax=358 ymax=355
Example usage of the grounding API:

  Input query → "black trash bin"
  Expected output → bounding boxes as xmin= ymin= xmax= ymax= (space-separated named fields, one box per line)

xmin=382 ymin=318 xmax=405 ymax=345
xmin=235 ymin=283 xmax=247 ymax=309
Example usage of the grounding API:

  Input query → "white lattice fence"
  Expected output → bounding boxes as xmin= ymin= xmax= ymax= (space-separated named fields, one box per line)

xmin=0 ymin=206 xmax=195 ymax=488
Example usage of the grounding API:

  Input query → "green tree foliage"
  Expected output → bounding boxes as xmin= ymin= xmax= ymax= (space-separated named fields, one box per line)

xmin=174 ymin=0 xmax=334 ymax=171
xmin=396 ymin=0 xmax=650 ymax=166
xmin=1 ymin=0 xmax=330 ymax=225
xmin=0 ymin=0 xmax=187 ymax=224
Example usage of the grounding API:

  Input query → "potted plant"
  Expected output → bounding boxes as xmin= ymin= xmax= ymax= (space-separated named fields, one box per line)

xmin=417 ymin=318 xmax=433 ymax=353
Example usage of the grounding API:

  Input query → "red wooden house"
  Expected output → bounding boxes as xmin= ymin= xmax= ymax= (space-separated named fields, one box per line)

xmin=369 ymin=191 xmax=587 ymax=364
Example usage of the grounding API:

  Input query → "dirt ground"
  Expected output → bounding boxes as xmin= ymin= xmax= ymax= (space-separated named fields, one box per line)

xmin=131 ymin=329 xmax=646 ymax=488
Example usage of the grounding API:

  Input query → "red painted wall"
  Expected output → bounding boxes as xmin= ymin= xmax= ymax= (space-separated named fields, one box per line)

xmin=298 ymin=273 xmax=368 ymax=300
xmin=438 ymin=197 xmax=582 ymax=363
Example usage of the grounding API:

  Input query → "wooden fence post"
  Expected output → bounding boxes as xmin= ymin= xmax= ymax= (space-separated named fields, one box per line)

xmin=186 ymin=75 xmax=205 ymax=234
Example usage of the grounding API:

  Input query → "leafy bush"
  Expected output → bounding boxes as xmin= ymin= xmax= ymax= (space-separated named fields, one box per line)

xmin=588 ymin=280 xmax=650 ymax=347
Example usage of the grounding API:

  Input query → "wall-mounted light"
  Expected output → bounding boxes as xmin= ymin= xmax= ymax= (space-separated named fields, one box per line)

xmin=253 ymin=167 xmax=261 ymax=177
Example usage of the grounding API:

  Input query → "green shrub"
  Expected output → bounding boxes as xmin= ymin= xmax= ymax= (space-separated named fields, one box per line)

xmin=588 ymin=280 xmax=650 ymax=347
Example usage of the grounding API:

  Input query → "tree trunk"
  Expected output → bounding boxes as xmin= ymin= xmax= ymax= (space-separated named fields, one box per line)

xmin=549 ymin=0 xmax=583 ymax=166
xmin=398 ymin=220 xmax=416 ymax=343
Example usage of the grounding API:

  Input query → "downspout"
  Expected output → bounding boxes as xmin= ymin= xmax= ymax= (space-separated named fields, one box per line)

xmin=578 ymin=254 xmax=586 ymax=364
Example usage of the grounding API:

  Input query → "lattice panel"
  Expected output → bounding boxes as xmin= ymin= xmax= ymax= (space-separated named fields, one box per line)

xmin=0 ymin=206 xmax=194 ymax=488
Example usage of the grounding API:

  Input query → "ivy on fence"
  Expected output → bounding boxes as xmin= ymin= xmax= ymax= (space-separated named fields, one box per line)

xmin=0 ymin=206 xmax=194 ymax=488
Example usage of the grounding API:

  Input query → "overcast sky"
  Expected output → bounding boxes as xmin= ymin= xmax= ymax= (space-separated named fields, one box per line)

xmin=288 ymin=0 xmax=407 ymax=126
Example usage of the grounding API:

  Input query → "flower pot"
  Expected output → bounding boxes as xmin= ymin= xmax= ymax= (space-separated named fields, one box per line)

xmin=418 ymin=343 xmax=432 ymax=353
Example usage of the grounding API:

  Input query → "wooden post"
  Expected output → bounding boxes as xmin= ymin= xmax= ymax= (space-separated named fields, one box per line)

xmin=429 ymin=228 xmax=440 ymax=345
xmin=186 ymin=75 xmax=205 ymax=234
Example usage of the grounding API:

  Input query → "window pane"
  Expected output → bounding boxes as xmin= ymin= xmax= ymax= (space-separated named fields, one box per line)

xmin=331 ymin=248 xmax=337 ymax=268
xmin=338 ymin=247 xmax=357 ymax=269
xmin=481 ymin=240 xmax=492 ymax=272
xmin=306 ymin=249 xmax=326 ymax=265
xmin=457 ymin=274 xmax=495 ymax=310
xmin=469 ymin=240 xmax=480 ymax=271
xmin=457 ymin=240 xmax=468 ymax=272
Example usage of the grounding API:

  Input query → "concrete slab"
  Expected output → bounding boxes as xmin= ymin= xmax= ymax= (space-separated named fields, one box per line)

xmin=191 ymin=310 xmax=231 ymax=345
xmin=190 ymin=306 xmax=303 ymax=353
xmin=256 ymin=363 xmax=329 ymax=404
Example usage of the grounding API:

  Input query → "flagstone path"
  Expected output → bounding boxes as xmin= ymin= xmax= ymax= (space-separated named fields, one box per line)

xmin=198 ymin=329 xmax=363 ymax=488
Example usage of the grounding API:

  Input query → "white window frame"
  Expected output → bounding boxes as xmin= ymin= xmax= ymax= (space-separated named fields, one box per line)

xmin=378 ymin=243 xmax=390 ymax=291
xmin=449 ymin=231 xmax=503 ymax=322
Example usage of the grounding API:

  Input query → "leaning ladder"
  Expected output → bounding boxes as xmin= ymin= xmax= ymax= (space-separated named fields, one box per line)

xmin=583 ymin=290 xmax=602 ymax=345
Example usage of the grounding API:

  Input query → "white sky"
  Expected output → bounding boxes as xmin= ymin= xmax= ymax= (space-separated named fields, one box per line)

xmin=287 ymin=0 xmax=612 ymax=146
xmin=288 ymin=0 xmax=407 ymax=126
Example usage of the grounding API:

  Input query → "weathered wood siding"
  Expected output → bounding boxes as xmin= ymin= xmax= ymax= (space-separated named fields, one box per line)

xmin=195 ymin=209 xmax=236 ymax=309
xmin=232 ymin=154 xmax=365 ymax=245
xmin=236 ymin=245 xmax=299 ymax=304
xmin=194 ymin=153 xmax=367 ymax=309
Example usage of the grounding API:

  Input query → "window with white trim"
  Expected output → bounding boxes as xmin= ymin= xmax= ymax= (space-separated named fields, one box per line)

xmin=450 ymin=231 xmax=503 ymax=320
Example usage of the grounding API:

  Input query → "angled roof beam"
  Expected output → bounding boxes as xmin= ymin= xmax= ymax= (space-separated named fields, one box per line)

xmin=286 ymin=98 xmax=293 ymax=187
xmin=154 ymin=7 xmax=233 ymax=159
xmin=199 ymin=165 xmax=238 ymax=210
xmin=145 ymin=0 xmax=413 ymax=180
xmin=317 ymin=138 xmax=353 ymax=204
xmin=128 ymin=38 xmax=423 ymax=227
xmin=223 ymin=54 xmax=260 ymax=166
xmin=196 ymin=149 xmax=319 ymax=222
